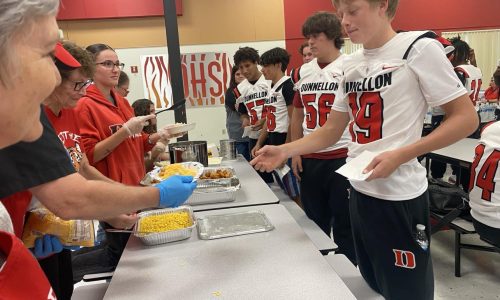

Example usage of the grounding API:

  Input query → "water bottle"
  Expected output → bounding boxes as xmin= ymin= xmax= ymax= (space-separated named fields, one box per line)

xmin=415 ymin=224 xmax=429 ymax=251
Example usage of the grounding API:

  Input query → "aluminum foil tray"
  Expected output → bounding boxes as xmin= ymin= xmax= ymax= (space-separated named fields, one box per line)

xmin=135 ymin=206 xmax=195 ymax=246
xmin=186 ymin=168 xmax=241 ymax=205
xmin=197 ymin=210 xmax=274 ymax=240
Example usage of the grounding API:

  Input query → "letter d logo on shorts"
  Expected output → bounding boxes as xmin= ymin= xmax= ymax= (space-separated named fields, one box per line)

xmin=393 ymin=249 xmax=416 ymax=269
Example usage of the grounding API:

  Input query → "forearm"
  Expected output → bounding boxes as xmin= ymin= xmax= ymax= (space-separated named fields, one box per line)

xmin=30 ymin=173 xmax=158 ymax=220
xmin=93 ymin=128 xmax=129 ymax=162
xmin=79 ymin=155 xmax=115 ymax=183
xmin=283 ymin=110 xmax=349 ymax=157
xmin=256 ymin=123 xmax=268 ymax=147
xmin=80 ymin=164 xmax=115 ymax=183
xmin=240 ymin=114 xmax=250 ymax=127
xmin=290 ymin=108 xmax=304 ymax=142
xmin=285 ymin=105 xmax=293 ymax=143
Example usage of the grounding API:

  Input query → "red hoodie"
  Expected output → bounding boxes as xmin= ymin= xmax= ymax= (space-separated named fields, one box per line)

xmin=75 ymin=85 xmax=153 ymax=185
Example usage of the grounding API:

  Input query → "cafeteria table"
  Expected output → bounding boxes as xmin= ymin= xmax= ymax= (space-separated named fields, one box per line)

xmin=425 ymin=137 xmax=476 ymax=167
xmin=103 ymin=204 xmax=356 ymax=299
xmin=424 ymin=137 xmax=477 ymax=184
xmin=189 ymin=155 xmax=280 ymax=212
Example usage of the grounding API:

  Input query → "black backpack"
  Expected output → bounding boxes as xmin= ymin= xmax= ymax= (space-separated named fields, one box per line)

xmin=428 ymin=178 xmax=471 ymax=220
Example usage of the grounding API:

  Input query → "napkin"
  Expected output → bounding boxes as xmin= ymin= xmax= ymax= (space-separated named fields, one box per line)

xmin=336 ymin=150 xmax=378 ymax=181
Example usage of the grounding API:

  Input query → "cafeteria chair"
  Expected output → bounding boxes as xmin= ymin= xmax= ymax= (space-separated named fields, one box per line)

xmin=325 ymin=254 xmax=384 ymax=300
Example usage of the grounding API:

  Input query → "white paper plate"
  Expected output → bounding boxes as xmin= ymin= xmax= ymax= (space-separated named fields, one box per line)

xmin=150 ymin=162 xmax=204 ymax=183
xmin=165 ymin=123 xmax=196 ymax=135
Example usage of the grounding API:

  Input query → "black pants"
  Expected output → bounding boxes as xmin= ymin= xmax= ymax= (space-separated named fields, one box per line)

xmin=249 ymin=138 xmax=274 ymax=183
xmin=39 ymin=249 xmax=74 ymax=300
xmin=300 ymin=157 xmax=356 ymax=264
xmin=350 ymin=188 xmax=434 ymax=300
xmin=267 ymin=132 xmax=287 ymax=146
xmin=472 ymin=217 xmax=500 ymax=247
xmin=72 ymin=222 xmax=129 ymax=282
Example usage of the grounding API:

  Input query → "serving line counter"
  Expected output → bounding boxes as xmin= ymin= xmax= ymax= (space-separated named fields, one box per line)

xmin=190 ymin=155 xmax=280 ymax=212
xmin=104 ymin=204 xmax=356 ymax=299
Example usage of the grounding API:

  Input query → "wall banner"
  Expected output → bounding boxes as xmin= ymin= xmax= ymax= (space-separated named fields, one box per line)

xmin=141 ymin=52 xmax=232 ymax=109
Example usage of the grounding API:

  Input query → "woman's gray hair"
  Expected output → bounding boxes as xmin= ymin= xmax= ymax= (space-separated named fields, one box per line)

xmin=0 ymin=0 xmax=59 ymax=86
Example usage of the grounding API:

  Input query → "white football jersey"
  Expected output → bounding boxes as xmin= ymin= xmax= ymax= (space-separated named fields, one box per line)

xmin=469 ymin=121 xmax=500 ymax=228
xmin=333 ymin=31 xmax=467 ymax=201
xmin=264 ymin=76 xmax=293 ymax=133
xmin=291 ymin=57 xmax=350 ymax=154
xmin=455 ymin=64 xmax=482 ymax=105
xmin=235 ymin=75 xmax=271 ymax=126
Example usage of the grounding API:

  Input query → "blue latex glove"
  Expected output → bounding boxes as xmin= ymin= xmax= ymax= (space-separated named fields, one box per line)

xmin=155 ymin=175 xmax=197 ymax=207
xmin=32 ymin=234 xmax=63 ymax=258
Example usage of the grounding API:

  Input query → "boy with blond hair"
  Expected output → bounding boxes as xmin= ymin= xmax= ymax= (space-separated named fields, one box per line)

xmin=252 ymin=0 xmax=478 ymax=298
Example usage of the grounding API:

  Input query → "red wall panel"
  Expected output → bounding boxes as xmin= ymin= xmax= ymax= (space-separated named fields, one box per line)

xmin=57 ymin=0 xmax=182 ymax=20
xmin=284 ymin=0 xmax=500 ymax=69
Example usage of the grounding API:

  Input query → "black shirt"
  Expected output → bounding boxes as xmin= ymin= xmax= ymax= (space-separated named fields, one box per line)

xmin=0 ymin=107 xmax=75 ymax=198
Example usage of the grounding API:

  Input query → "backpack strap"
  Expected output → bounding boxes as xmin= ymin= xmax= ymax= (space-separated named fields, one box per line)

xmin=402 ymin=31 xmax=438 ymax=60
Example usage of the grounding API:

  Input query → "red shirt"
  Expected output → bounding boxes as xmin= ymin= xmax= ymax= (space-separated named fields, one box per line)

xmin=75 ymin=85 xmax=153 ymax=185
xmin=44 ymin=106 xmax=85 ymax=171
xmin=484 ymin=86 xmax=499 ymax=101
xmin=0 ymin=231 xmax=56 ymax=299
xmin=0 ymin=191 xmax=31 ymax=239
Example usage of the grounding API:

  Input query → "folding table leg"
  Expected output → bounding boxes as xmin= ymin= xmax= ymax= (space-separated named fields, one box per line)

xmin=455 ymin=231 xmax=461 ymax=277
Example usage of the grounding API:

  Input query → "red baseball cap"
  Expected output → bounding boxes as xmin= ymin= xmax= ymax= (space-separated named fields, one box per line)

xmin=435 ymin=36 xmax=455 ymax=55
xmin=54 ymin=42 xmax=81 ymax=68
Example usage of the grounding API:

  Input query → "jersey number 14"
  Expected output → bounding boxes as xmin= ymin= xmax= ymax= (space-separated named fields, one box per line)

xmin=470 ymin=143 xmax=500 ymax=201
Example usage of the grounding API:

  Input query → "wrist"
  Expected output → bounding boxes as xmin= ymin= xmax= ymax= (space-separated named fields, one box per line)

xmin=120 ymin=125 xmax=132 ymax=138
xmin=282 ymin=143 xmax=294 ymax=158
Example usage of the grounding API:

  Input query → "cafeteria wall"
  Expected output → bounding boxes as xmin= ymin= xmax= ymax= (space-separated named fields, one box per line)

xmin=284 ymin=0 xmax=500 ymax=69
xmin=115 ymin=40 xmax=285 ymax=144
xmin=59 ymin=0 xmax=500 ymax=143
xmin=59 ymin=0 xmax=287 ymax=144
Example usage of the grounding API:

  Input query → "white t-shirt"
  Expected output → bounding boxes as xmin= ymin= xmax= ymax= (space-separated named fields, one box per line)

xmin=333 ymin=31 xmax=467 ymax=200
xmin=469 ymin=121 xmax=500 ymax=228
xmin=291 ymin=57 xmax=350 ymax=154
xmin=264 ymin=76 xmax=294 ymax=133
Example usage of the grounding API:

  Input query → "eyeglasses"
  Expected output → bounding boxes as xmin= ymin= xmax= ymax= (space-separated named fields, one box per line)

xmin=68 ymin=79 xmax=93 ymax=91
xmin=95 ymin=60 xmax=125 ymax=70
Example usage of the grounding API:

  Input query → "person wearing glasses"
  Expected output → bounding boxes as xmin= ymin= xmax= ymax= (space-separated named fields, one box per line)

xmin=39 ymin=40 xmax=141 ymax=299
xmin=74 ymin=43 xmax=172 ymax=270
xmin=0 ymin=2 xmax=195 ymax=296
xmin=116 ymin=71 xmax=130 ymax=98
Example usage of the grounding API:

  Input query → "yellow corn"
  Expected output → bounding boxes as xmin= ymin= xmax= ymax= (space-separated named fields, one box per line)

xmin=158 ymin=164 xmax=197 ymax=180
xmin=140 ymin=211 xmax=191 ymax=233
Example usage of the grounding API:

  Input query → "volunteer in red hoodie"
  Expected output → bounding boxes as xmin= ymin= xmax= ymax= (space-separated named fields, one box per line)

xmin=75 ymin=43 xmax=173 ymax=269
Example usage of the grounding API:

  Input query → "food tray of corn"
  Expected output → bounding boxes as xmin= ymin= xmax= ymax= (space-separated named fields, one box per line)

xmin=135 ymin=206 xmax=195 ymax=246
xmin=140 ymin=162 xmax=203 ymax=186
xmin=186 ymin=167 xmax=241 ymax=205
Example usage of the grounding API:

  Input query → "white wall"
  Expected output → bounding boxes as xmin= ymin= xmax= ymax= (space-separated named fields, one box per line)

xmin=115 ymin=40 xmax=285 ymax=144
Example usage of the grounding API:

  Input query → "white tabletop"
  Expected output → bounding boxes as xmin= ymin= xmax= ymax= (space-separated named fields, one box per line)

xmin=429 ymin=138 xmax=478 ymax=164
xmin=279 ymin=198 xmax=338 ymax=253
xmin=104 ymin=205 xmax=356 ymax=300
xmin=190 ymin=155 xmax=280 ymax=211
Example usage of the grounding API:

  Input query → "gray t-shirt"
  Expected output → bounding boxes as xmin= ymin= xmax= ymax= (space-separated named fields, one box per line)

xmin=225 ymin=88 xmax=249 ymax=142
